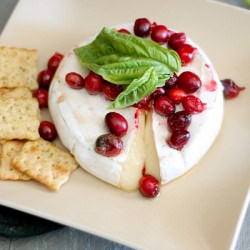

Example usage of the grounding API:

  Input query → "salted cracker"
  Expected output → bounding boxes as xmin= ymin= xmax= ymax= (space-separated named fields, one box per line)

xmin=0 ymin=87 xmax=32 ymax=100
xmin=0 ymin=140 xmax=30 ymax=180
xmin=0 ymin=98 xmax=40 ymax=140
xmin=12 ymin=139 xmax=78 ymax=191
xmin=0 ymin=47 xmax=38 ymax=90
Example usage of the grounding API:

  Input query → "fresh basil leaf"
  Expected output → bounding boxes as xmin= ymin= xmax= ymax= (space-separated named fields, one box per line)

xmin=109 ymin=67 xmax=164 ymax=109
xmin=88 ymin=57 xmax=170 ymax=84
xmin=74 ymin=27 xmax=181 ymax=108
xmin=74 ymin=27 xmax=181 ymax=73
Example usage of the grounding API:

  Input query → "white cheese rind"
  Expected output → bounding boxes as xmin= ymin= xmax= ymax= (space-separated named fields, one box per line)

xmin=49 ymin=23 xmax=224 ymax=190
xmin=49 ymin=48 xmax=145 ymax=190
xmin=146 ymin=38 xmax=224 ymax=184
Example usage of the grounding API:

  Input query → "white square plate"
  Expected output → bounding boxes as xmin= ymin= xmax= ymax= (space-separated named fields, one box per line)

xmin=0 ymin=0 xmax=249 ymax=249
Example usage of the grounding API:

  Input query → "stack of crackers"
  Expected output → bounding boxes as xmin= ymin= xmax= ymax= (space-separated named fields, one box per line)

xmin=0 ymin=47 xmax=78 ymax=191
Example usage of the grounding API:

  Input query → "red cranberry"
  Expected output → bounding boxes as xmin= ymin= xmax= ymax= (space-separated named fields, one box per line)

xmin=165 ymin=72 xmax=178 ymax=89
xmin=37 ymin=69 xmax=54 ymax=89
xmin=134 ymin=18 xmax=151 ymax=37
xmin=65 ymin=72 xmax=85 ymax=89
xmin=151 ymin=25 xmax=170 ymax=44
xmin=168 ymin=88 xmax=187 ymax=104
xmin=139 ymin=174 xmax=160 ymax=198
xmin=84 ymin=71 xmax=103 ymax=94
xmin=177 ymin=71 xmax=202 ymax=93
xmin=118 ymin=28 xmax=131 ymax=34
xmin=167 ymin=111 xmax=192 ymax=132
xmin=47 ymin=52 xmax=63 ymax=72
xmin=95 ymin=133 xmax=123 ymax=157
xmin=168 ymin=32 xmax=186 ymax=50
xmin=182 ymin=95 xmax=206 ymax=114
xmin=176 ymin=44 xmax=197 ymax=66
xmin=33 ymin=88 xmax=48 ymax=108
xmin=105 ymin=112 xmax=128 ymax=137
xmin=167 ymin=129 xmax=190 ymax=150
xmin=151 ymin=87 xmax=166 ymax=99
xmin=102 ymin=81 xmax=123 ymax=100
xmin=39 ymin=121 xmax=57 ymax=141
xmin=153 ymin=96 xmax=175 ymax=116
xmin=221 ymin=79 xmax=245 ymax=99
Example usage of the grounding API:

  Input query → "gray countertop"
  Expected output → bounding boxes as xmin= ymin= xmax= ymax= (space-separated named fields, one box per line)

xmin=0 ymin=0 xmax=249 ymax=249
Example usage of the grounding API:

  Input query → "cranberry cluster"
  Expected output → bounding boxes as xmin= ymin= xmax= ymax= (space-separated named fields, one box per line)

xmin=65 ymin=18 xmax=207 ymax=153
xmin=65 ymin=71 xmax=129 ymax=157
xmin=133 ymin=18 xmax=205 ymax=198
xmin=95 ymin=112 xmax=128 ymax=157
xmin=34 ymin=52 xmax=63 ymax=141
xmin=150 ymin=71 xmax=206 ymax=150
xmin=65 ymin=71 xmax=123 ymax=100
xmin=131 ymin=18 xmax=207 ymax=151
xmin=133 ymin=18 xmax=197 ymax=65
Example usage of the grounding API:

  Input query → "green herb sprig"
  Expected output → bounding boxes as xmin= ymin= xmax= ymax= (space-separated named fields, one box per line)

xmin=74 ymin=27 xmax=181 ymax=108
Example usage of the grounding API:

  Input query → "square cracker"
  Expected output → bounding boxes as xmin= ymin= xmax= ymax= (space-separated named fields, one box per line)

xmin=0 ymin=98 xmax=40 ymax=140
xmin=0 ymin=140 xmax=30 ymax=180
xmin=0 ymin=47 xmax=38 ymax=90
xmin=0 ymin=87 xmax=32 ymax=100
xmin=12 ymin=139 xmax=78 ymax=191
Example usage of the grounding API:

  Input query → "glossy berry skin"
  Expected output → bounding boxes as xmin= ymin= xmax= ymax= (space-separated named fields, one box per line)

xmin=151 ymin=25 xmax=169 ymax=44
xmin=167 ymin=129 xmax=190 ymax=150
xmin=95 ymin=133 xmax=123 ymax=157
xmin=84 ymin=71 xmax=103 ymax=94
xmin=39 ymin=121 xmax=57 ymax=141
xmin=221 ymin=78 xmax=245 ymax=99
xmin=168 ymin=88 xmax=187 ymax=104
xmin=176 ymin=44 xmax=197 ymax=66
xmin=33 ymin=88 xmax=48 ymax=108
xmin=167 ymin=111 xmax=192 ymax=132
xmin=105 ymin=112 xmax=128 ymax=137
xmin=65 ymin=72 xmax=85 ymax=89
xmin=182 ymin=95 xmax=206 ymax=114
xmin=165 ymin=72 xmax=178 ymax=89
xmin=151 ymin=87 xmax=166 ymax=99
xmin=38 ymin=69 xmax=54 ymax=89
xmin=134 ymin=18 xmax=151 ymax=37
xmin=139 ymin=174 xmax=160 ymax=198
xmin=47 ymin=52 xmax=64 ymax=72
xmin=154 ymin=96 xmax=175 ymax=116
xmin=168 ymin=32 xmax=186 ymax=50
xmin=102 ymin=81 xmax=123 ymax=100
xmin=177 ymin=71 xmax=202 ymax=93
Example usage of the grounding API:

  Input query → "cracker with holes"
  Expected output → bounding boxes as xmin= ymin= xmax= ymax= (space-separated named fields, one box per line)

xmin=0 ymin=98 xmax=40 ymax=140
xmin=0 ymin=47 xmax=38 ymax=90
xmin=12 ymin=139 xmax=78 ymax=191
xmin=0 ymin=141 xmax=31 ymax=180
xmin=0 ymin=87 xmax=32 ymax=100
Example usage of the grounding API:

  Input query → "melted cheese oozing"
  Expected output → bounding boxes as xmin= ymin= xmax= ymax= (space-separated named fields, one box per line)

xmin=49 ymin=24 xmax=224 ymax=190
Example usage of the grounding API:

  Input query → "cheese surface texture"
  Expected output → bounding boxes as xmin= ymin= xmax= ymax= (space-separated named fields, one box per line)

xmin=49 ymin=24 xmax=224 ymax=190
